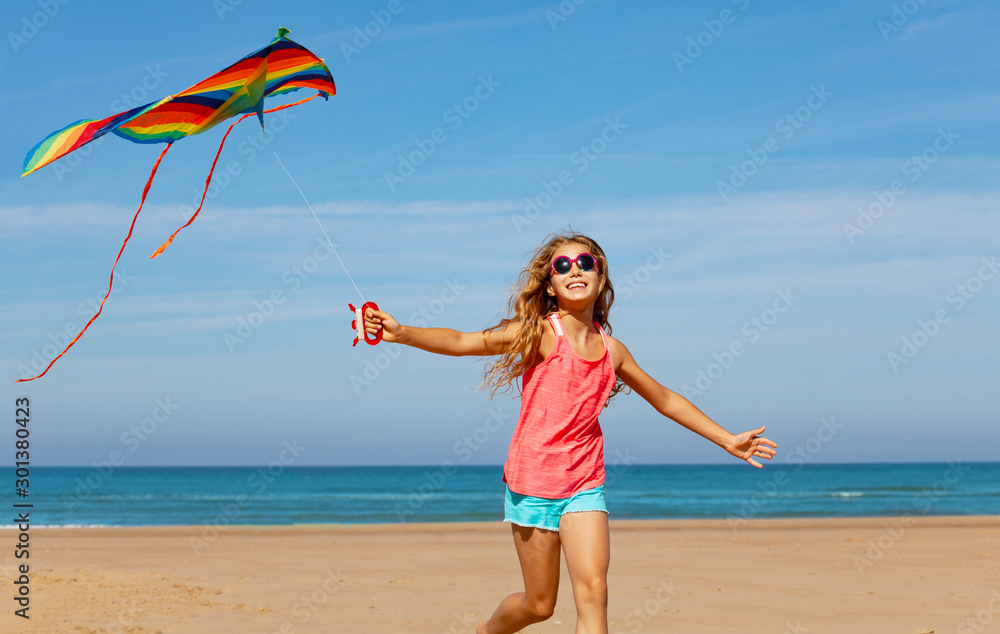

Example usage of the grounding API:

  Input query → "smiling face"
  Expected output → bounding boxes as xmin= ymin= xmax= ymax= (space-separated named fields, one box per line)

xmin=546 ymin=242 xmax=604 ymax=309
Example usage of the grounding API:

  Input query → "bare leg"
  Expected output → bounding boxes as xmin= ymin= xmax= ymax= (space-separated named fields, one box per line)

xmin=559 ymin=511 xmax=610 ymax=634
xmin=478 ymin=524 xmax=561 ymax=634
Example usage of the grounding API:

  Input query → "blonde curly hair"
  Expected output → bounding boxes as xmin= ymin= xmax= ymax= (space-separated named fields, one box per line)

xmin=481 ymin=231 xmax=627 ymax=403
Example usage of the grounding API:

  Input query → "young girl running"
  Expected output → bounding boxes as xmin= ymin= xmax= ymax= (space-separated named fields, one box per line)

xmin=363 ymin=232 xmax=777 ymax=633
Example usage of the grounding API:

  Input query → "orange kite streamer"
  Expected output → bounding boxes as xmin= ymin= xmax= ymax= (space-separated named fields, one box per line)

xmin=18 ymin=29 xmax=335 ymax=382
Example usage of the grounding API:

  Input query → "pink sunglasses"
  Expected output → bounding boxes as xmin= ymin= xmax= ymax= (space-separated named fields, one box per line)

xmin=550 ymin=253 xmax=598 ymax=276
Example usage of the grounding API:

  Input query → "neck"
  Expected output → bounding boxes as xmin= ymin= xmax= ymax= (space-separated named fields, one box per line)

xmin=556 ymin=306 xmax=596 ymax=332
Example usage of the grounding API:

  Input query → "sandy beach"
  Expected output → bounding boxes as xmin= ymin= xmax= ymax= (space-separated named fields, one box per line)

xmin=3 ymin=516 xmax=997 ymax=633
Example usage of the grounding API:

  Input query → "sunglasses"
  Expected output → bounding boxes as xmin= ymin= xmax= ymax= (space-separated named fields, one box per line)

xmin=550 ymin=253 xmax=599 ymax=276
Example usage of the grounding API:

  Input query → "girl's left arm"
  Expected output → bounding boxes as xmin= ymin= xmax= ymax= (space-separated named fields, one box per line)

xmin=610 ymin=338 xmax=777 ymax=468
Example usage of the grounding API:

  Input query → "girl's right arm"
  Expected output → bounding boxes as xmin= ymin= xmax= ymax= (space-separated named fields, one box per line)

xmin=365 ymin=308 xmax=519 ymax=357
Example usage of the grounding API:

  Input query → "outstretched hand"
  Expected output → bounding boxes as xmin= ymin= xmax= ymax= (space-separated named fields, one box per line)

xmin=364 ymin=308 xmax=401 ymax=343
xmin=726 ymin=426 xmax=777 ymax=468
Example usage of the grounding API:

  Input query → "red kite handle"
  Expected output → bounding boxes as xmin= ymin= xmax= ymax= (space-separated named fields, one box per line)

xmin=349 ymin=301 xmax=383 ymax=347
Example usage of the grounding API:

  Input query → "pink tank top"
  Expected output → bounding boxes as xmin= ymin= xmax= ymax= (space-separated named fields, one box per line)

xmin=502 ymin=313 xmax=615 ymax=498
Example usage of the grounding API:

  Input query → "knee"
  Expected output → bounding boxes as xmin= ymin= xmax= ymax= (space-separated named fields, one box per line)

xmin=524 ymin=596 xmax=556 ymax=622
xmin=577 ymin=576 xmax=608 ymax=607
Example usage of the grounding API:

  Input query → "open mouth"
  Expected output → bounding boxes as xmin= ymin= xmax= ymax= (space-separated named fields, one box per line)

xmin=567 ymin=282 xmax=587 ymax=290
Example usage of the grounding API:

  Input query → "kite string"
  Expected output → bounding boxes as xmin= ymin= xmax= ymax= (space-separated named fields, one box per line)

xmin=151 ymin=93 xmax=323 ymax=260
xmin=268 ymin=146 xmax=367 ymax=306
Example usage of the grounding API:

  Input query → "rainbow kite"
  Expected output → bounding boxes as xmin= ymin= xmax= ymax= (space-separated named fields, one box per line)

xmin=18 ymin=28 xmax=336 ymax=382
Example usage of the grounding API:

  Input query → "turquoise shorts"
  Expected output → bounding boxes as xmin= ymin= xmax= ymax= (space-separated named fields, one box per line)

xmin=504 ymin=484 xmax=608 ymax=531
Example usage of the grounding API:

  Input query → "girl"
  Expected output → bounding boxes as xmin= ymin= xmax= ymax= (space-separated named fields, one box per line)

xmin=364 ymin=232 xmax=777 ymax=634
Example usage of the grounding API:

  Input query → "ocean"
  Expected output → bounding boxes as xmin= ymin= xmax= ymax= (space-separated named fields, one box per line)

xmin=5 ymin=462 xmax=998 ymax=527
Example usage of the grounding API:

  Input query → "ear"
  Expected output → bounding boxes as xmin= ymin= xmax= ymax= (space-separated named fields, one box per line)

xmin=546 ymin=281 xmax=555 ymax=297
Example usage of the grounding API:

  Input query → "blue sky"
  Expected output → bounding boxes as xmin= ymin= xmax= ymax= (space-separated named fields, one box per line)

xmin=1 ymin=0 xmax=997 ymax=467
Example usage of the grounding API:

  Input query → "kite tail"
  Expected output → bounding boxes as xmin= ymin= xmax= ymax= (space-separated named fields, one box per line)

xmin=17 ymin=144 xmax=173 ymax=383
xmin=148 ymin=112 xmax=253 ymax=259
xmin=150 ymin=93 xmax=321 ymax=259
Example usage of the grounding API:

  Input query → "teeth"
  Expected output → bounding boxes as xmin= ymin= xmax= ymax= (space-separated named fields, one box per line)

xmin=568 ymin=283 xmax=585 ymax=289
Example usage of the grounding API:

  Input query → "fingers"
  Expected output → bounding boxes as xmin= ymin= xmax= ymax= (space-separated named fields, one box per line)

xmin=750 ymin=437 xmax=777 ymax=459
xmin=744 ymin=435 xmax=777 ymax=468
xmin=747 ymin=447 xmax=772 ymax=468
xmin=731 ymin=428 xmax=777 ymax=468
xmin=755 ymin=442 xmax=777 ymax=457
xmin=363 ymin=308 xmax=398 ymax=341
xmin=364 ymin=309 xmax=384 ymax=334
xmin=752 ymin=427 xmax=778 ymax=443
xmin=747 ymin=427 xmax=778 ymax=450
xmin=364 ymin=309 xmax=386 ymax=324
